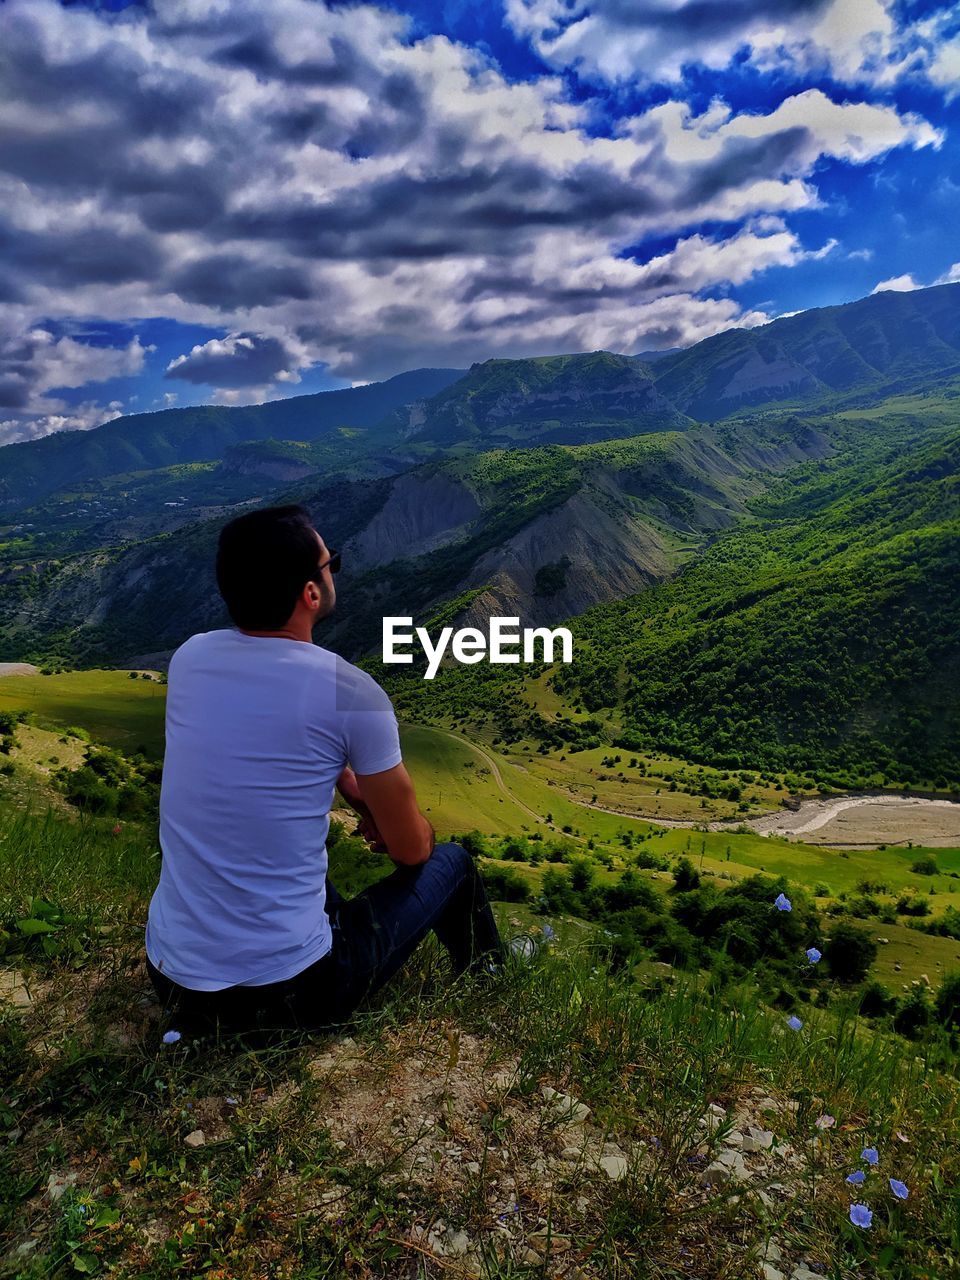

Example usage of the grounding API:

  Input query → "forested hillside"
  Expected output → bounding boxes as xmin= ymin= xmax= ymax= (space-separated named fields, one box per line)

xmin=387 ymin=406 xmax=960 ymax=788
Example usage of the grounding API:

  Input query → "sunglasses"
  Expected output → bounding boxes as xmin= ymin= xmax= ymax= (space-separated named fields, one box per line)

xmin=312 ymin=549 xmax=341 ymax=580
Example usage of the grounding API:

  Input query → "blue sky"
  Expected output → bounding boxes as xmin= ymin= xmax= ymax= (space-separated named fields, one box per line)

xmin=0 ymin=0 xmax=957 ymax=442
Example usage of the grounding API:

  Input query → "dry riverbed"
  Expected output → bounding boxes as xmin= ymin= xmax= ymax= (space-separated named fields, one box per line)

xmin=750 ymin=793 xmax=960 ymax=848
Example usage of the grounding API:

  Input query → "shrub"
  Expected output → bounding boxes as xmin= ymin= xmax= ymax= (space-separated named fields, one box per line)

xmin=934 ymin=969 xmax=960 ymax=1032
xmin=859 ymin=980 xmax=897 ymax=1017
xmin=481 ymin=864 xmax=531 ymax=903
xmin=824 ymin=922 xmax=878 ymax=983
xmin=911 ymin=857 xmax=939 ymax=876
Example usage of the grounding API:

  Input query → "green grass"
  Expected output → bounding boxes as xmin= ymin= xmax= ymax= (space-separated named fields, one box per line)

xmin=2 ymin=803 xmax=959 ymax=1279
xmin=0 ymin=671 xmax=166 ymax=757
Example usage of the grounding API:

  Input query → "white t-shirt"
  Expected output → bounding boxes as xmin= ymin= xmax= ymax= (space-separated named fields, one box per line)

xmin=145 ymin=628 xmax=402 ymax=990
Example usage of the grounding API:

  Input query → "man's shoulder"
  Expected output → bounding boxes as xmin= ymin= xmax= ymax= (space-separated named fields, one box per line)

xmin=324 ymin=651 xmax=394 ymax=716
xmin=170 ymin=629 xmax=228 ymax=664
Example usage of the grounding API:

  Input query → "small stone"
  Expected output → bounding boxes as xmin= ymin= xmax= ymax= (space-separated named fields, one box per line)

xmin=465 ymin=1161 xmax=481 ymax=1175
xmin=15 ymin=1240 xmax=38 ymax=1258
xmin=541 ymin=1086 xmax=590 ymax=1125
xmin=561 ymin=1146 xmax=582 ymax=1161
xmin=763 ymin=1240 xmax=783 ymax=1262
xmin=46 ymin=1172 xmax=77 ymax=1201
xmin=523 ymin=1248 xmax=543 ymax=1265
xmin=445 ymin=1229 xmax=473 ymax=1258
xmin=707 ymin=1102 xmax=726 ymax=1117
xmin=742 ymin=1126 xmax=775 ymax=1153
xmin=598 ymin=1154 xmax=629 ymax=1181
xmin=762 ymin=1266 xmax=786 ymax=1280
xmin=184 ymin=1129 xmax=205 ymax=1148
xmin=723 ymin=1130 xmax=744 ymax=1148
xmin=701 ymin=1160 xmax=733 ymax=1187
xmin=0 ymin=970 xmax=32 ymax=1008
xmin=528 ymin=1231 xmax=571 ymax=1252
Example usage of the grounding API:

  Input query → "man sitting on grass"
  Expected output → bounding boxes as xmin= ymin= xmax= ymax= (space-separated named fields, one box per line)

xmin=145 ymin=504 xmax=504 ymax=1035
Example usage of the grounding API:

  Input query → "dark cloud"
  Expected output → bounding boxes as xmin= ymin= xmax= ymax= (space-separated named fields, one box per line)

xmin=170 ymin=256 xmax=313 ymax=309
xmin=0 ymin=222 xmax=166 ymax=286
xmin=165 ymin=333 xmax=298 ymax=388
xmin=594 ymin=0 xmax=832 ymax=37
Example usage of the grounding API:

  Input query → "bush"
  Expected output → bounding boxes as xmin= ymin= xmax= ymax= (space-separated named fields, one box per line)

xmin=893 ymin=986 xmax=932 ymax=1040
xmin=672 ymin=856 xmax=700 ymax=892
xmin=934 ymin=969 xmax=960 ymax=1032
xmin=824 ymin=922 xmax=878 ymax=984
xmin=481 ymin=864 xmax=531 ymax=903
xmin=911 ymin=857 xmax=939 ymax=876
xmin=859 ymin=979 xmax=897 ymax=1017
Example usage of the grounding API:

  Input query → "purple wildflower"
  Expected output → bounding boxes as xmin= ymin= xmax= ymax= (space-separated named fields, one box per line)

xmin=786 ymin=1015 xmax=803 ymax=1030
xmin=161 ymin=1030 xmax=181 ymax=1045
xmin=846 ymin=1170 xmax=866 ymax=1184
xmin=815 ymin=1114 xmax=835 ymax=1129
xmin=862 ymin=1147 xmax=879 ymax=1166
xmin=889 ymin=1179 xmax=909 ymax=1200
xmin=775 ymin=893 xmax=792 ymax=912
xmin=805 ymin=947 xmax=822 ymax=963
xmin=849 ymin=1203 xmax=873 ymax=1229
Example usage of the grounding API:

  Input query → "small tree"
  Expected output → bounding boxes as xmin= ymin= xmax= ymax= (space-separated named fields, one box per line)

xmin=824 ymin=922 xmax=878 ymax=984
xmin=934 ymin=969 xmax=960 ymax=1033
xmin=672 ymin=856 xmax=701 ymax=892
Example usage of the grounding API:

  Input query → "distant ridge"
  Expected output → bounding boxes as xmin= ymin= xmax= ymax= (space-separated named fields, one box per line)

xmin=0 ymin=367 xmax=465 ymax=512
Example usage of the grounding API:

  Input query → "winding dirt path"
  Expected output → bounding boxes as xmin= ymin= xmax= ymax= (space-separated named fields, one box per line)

xmin=430 ymin=728 xmax=960 ymax=849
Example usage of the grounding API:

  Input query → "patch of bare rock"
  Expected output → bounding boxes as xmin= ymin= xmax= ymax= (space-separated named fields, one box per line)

xmin=255 ymin=1027 xmax=835 ymax=1279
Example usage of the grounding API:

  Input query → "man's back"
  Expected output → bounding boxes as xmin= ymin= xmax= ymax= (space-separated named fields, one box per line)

xmin=145 ymin=629 xmax=401 ymax=990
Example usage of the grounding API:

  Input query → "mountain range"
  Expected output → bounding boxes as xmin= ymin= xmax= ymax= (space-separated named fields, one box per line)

xmin=1 ymin=282 xmax=958 ymax=783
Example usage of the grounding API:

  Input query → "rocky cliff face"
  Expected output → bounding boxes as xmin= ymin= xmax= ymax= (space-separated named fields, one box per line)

xmin=348 ymin=472 xmax=481 ymax=568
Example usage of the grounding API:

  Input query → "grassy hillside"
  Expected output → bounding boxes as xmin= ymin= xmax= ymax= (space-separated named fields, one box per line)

xmin=2 ymin=798 xmax=960 ymax=1278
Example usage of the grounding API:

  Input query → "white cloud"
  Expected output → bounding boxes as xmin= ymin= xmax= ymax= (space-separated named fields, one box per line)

xmin=872 ymin=263 xmax=960 ymax=294
xmin=504 ymin=0 xmax=955 ymax=93
xmin=871 ymin=274 xmax=921 ymax=293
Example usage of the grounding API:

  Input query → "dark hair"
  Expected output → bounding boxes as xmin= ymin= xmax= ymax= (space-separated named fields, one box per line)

xmin=216 ymin=505 xmax=320 ymax=629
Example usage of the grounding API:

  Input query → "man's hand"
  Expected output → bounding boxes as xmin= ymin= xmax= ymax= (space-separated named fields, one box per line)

xmin=337 ymin=766 xmax=388 ymax=852
xmin=336 ymin=766 xmax=365 ymax=812
xmin=353 ymin=763 xmax=435 ymax=866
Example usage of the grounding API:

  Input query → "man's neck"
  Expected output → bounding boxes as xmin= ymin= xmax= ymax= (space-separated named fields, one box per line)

xmin=238 ymin=625 xmax=312 ymax=643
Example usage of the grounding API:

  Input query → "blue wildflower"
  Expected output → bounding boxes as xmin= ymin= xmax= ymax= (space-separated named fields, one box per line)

xmin=846 ymin=1170 xmax=866 ymax=1184
xmin=805 ymin=946 xmax=822 ymax=964
xmin=161 ymin=1030 xmax=182 ymax=1045
xmin=849 ymin=1203 xmax=873 ymax=1229
xmin=786 ymin=1015 xmax=803 ymax=1030
xmin=890 ymin=1178 xmax=909 ymax=1200
xmin=775 ymin=893 xmax=792 ymax=912
xmin=862 ymin=1147 xmax=879 ymax=1166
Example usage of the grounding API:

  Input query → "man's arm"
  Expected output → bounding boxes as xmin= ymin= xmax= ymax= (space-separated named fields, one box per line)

xmin=353 ymin=762 xmax=435 ymax=866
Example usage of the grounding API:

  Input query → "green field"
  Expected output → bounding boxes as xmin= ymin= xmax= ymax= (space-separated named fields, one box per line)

xmin=4 ymin=669 xmax=958 ymax=888
xmin=0 ymin=670 xmax=166 ymax=756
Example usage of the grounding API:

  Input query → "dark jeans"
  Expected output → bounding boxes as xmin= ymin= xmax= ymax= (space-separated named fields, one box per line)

xmin=144 ymin=842 xmax=504 ymax=1037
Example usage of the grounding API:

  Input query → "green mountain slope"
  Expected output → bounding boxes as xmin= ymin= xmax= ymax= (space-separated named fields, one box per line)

xmin=651 ymin=283 xmax=960 ymax=420
xmin=0 ymin=415 xmax=833 ymax=668
xmin=549 ymin=416 xmax=960 ymax=785
xmin=385 ymin=350 xmax=692 ymax=446
xmin=0 ymin=367 xmax=464 ymax=514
